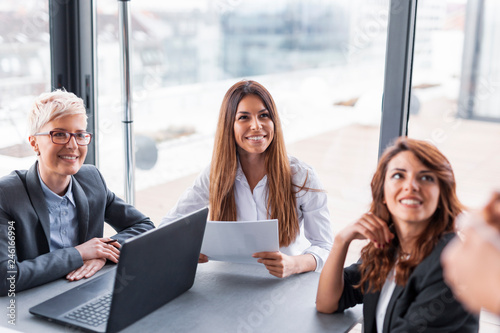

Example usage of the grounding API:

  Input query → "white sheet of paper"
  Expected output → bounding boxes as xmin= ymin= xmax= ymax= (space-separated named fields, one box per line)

xmin=200 ymin=219 xmax=279 ymax=264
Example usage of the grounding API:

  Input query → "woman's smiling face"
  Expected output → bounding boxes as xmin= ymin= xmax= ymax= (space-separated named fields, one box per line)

xmin=384 ymin=151 xmax=440 ymax=230
xmin=233 ymin=94 xmax=274 ymax=157
xmin=31 ymin=114 xmax=88 ymax=187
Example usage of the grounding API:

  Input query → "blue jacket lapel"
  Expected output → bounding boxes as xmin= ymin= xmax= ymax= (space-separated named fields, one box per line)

xmin=71 ymin=176 xmax=89 ymax=243
xmin=25 ymin=162 xmax=51 ymax=249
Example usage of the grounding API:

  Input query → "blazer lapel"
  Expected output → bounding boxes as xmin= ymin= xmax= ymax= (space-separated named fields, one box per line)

xmin=363 ymin=291 xmax=381 ymax=333
xmin=72 ymin=176 xmax=89 ymax=243
xmin=25 ymin=162 xmax=51 ymax=248
xmin=383 ymin=284 xmax=404 ymax=332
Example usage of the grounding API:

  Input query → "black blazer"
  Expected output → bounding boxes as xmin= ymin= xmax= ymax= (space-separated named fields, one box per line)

xmin=336 ymin=233 xmax=479 ymax=332
xmin=0 ymin=162 xmax=154 ymax=295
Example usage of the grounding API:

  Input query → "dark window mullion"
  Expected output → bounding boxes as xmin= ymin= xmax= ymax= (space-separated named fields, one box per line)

xmin=379 ymin=0 xmax=418 ymax=157
xmin=49 ymin=0 xmax=97 ymax=166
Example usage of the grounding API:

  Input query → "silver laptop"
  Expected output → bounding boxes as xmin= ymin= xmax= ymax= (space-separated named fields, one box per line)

xmin=30 ymin=207 xmax=208 ymax=333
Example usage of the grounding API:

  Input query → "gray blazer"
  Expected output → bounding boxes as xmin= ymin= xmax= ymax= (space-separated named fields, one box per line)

xmin=336 ymin=233 xmax=479 ymax=332
xmin=0 ymin=162 xmax=154 ymax=295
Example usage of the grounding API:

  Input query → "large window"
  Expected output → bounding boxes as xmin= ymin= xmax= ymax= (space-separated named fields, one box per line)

xmin=96 ymin=0 xmax=389 ymax=244
xmin=409 ymin=0 xmax=500 ymax=209
xmin=0 ymin=1 xmax=51 ymax=175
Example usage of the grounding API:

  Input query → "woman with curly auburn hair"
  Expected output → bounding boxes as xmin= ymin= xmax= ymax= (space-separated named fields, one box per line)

xmin=161 ymin=80 xmax=333 ymax=278
xmin=316 ymin=137 xmax=478 ymax=332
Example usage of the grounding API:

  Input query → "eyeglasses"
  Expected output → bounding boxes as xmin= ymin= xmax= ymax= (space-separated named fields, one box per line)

xmin=33 ymin=131 xmax=93 ymax=146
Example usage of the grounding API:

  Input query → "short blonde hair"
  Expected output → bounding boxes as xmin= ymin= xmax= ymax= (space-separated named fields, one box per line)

xmin=28 ymin=89 xmax=87 ymax=135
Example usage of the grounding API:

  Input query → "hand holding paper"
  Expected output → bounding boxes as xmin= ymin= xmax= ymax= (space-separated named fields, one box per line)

xmin=200 ymin=220 xmax=279 ymax=264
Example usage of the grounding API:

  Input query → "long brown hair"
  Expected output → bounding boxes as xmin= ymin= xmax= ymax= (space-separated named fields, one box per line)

xmin=209 ymin=80 xmax=300 ymax=247
xmin=358 ymin=137 xmax=462 ymax=293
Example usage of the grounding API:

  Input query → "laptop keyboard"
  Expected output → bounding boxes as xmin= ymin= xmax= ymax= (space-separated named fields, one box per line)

xmin=64 ymin=292 xmax=112 ymax=327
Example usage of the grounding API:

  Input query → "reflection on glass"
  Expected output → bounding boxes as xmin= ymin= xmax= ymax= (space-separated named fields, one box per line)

xmin=0 ymin=0 xmax=390 ymax=261
xmin=96 ymin=0 xmax=389 ymax=232
xmin=0 ymin=1 xmax=50 ymax=175
xmin=463 ymin=0 xmax=500 ymax=120
xmin=409 ymin=0 xmax=500 ymax=208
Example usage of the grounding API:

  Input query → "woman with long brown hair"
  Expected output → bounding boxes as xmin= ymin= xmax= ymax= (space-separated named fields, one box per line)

xmin=161 ymin=80 xmax=332 ymax=277
xmin=316 ymin=137 xmax=478 ymax=332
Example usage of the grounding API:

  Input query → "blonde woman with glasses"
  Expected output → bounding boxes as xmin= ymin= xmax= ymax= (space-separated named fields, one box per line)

xmin=0 ymin=90 xmax=154 ymax=295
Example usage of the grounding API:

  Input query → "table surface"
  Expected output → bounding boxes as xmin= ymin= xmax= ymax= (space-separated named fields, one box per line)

xmin=1 ymin=261 xmax=362 ymax=333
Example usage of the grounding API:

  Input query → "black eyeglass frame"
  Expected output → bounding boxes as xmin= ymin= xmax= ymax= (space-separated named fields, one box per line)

xmin=33 ymin=131 xmax=93 ymax=146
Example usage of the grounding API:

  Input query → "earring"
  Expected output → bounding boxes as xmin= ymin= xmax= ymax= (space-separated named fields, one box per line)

xmin=36 ymin=150 xmax=40 ymax=156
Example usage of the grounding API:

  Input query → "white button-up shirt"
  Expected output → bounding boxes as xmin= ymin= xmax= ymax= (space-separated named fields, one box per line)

xmin=376 ymin=268 xmax=397 ymax=333
xmin=161 ymin=156 xmax=333 ymax=271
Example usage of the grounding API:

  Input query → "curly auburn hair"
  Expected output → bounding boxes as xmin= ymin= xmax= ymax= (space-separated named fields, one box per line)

xmin=357 ymin=137 xmax=462 ymax=293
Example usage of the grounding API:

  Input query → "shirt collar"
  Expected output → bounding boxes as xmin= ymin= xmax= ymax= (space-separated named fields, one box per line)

xmin=235 ymin=156 xmax=245 ymax=181
xmin=234 ymin=155 xmax=268 ymax=188
xmin=37 ymin=167 xmax=76 ymax=207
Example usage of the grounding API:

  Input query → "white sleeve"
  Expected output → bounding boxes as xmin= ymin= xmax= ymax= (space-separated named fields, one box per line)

xmin=160 ymin=166 xmax=210 ymax=226
xmin=293 ymin=160 xmax=333 ymax=272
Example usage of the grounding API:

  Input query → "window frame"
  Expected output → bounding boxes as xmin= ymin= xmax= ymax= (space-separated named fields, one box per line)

xmin=54 ymin=0 xmax=418 ymax=191
xmin=378 ymin=0 xmax=418 ymax=157
xmin=49 ymin=0 xmax=98 ymax=166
